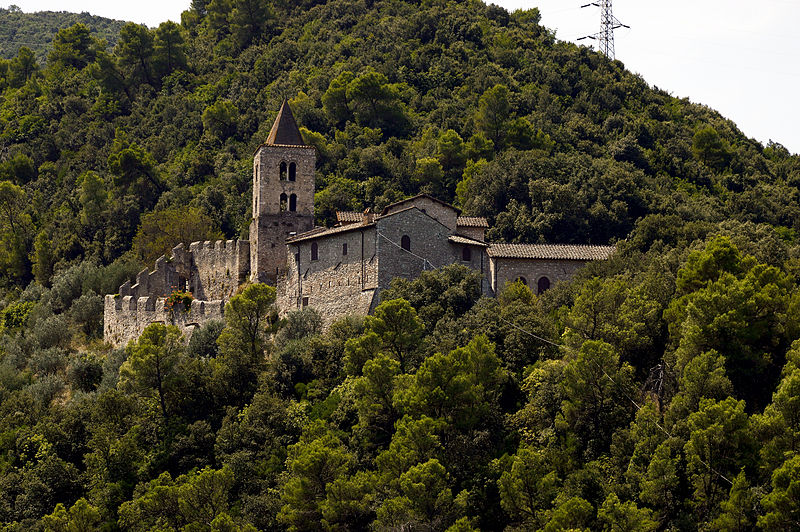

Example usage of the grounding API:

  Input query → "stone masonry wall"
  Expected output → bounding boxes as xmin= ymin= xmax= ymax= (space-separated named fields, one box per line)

xmin=377 ymin=208 xmax=484 ymax=298
xmin=490 ymin=257 xmax=587 ymax=294
xmin=383 ymin=196 xmax=458 ymax=232
xmin=118 ymin=244 xmax=192 ymax=300
xmin=106 ymin=239 xmax=249 ymax=346
xmin=279 ymin=226 xmax=378 ymax=327
xmin=189 ymin=240 xmax=249 ymax=300
xmin=250 ymin=213 xmax=314 ymax=285
xmin=456 ymin=226 xmax=486 ymax=242
xmin=251 ymin=144 xmax=316 ymax=283
xmin=104 ymin=295 xmax=224 ymax=347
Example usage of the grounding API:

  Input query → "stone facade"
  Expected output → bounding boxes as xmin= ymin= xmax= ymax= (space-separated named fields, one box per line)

xmin=278 ymin=206 xmax=492 ymax=327
xmin=249 ymin=143 xmax=316 ymax=285
xmin=104 ymin=100 xmax=317 ymax=347
xmin=279 ymin=220 xmax=379 ymax=326
xmin=104 ymin=101 xmax=615 ymax=347
xmin=104 ymin=294 xmax=224 ymax=347
xmin=489 ymin=257 xmax=587 ymax=295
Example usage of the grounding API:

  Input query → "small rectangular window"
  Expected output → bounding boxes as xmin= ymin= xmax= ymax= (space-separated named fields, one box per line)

xmin=302 ymin=297 xmax=309 ymax=307
xmin=342 ymin=243 xmax=348 ymax=256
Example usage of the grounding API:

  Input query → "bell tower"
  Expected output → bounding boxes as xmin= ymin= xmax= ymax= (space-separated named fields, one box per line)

xmin=250 ymin=100 xmax=316 ymax=284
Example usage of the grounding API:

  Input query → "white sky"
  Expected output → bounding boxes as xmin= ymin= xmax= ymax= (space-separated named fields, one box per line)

xmin=3 ymin=0 xmax=799 ymax=154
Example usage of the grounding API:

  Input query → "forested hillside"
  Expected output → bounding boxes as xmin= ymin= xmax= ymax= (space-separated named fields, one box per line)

xmin=1 ymin=0 xmax=800 ymax=529
xmin=0 ymin=6 xmax=126 ymax=63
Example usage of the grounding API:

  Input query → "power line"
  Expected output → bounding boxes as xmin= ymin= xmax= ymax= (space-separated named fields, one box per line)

xmin=376 ymin=230 xmax=733 ymax=487
xmin=577 ymin=0 xmax=629 ymax=60
xmin=377 ymin=232 xmax=434 ymax=271
xmin=498 ymin=315 xmax=733 ymax=487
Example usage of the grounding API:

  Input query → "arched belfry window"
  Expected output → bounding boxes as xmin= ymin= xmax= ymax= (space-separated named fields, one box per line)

xmin=279 ymin=162 xmax=287 ymax=181
xmin=537 ymin=276 xmax=551 ymax=295
xmin=289 ymin=194 xmax=297 ymax=212
xmin=280 ymin=193 xmax=288 ymax=212
xmin=461 ymin=246 xmax=471 ymax=262
xmin=401 ymin=235 xmax=411 ymax=251
xmin=311 ymin=242 xmax=319 ymax=261
xmin=289 ymin=162 xmax=296 ymax=181
xmin=516 ymin=276 xmax=527 ymax=286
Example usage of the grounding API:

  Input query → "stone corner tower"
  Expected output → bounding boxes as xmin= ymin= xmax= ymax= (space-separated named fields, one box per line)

xmin=250 ymin=100 xmax=316 ymax=284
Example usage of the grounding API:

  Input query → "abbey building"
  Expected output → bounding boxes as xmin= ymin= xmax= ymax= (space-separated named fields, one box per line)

xmin=104 ymin=102 xmax=614 ymax=346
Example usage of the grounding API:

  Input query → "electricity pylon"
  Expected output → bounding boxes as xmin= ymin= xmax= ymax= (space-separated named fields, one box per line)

xmin=578 ymin=0 xmax=629 ymax=60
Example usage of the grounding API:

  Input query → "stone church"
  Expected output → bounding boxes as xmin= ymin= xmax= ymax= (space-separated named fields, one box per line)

xmin=104 ymin=102 xmax=614 ymax=346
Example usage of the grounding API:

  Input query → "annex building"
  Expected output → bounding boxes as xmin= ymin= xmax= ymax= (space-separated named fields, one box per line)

xmin=104 ymin=102 xmax=614 ymax=346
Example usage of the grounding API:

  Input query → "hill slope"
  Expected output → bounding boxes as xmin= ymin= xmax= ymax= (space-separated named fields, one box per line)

xmin=0 ymin=6 xmax=126 ymax=62
xmin=0 ymin=1 xmax=799 ymax=530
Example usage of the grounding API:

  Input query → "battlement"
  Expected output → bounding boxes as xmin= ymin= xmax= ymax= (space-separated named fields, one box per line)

xmin=115 ymin=240 xmax=250 ymax=301
xmin=103 ymin=294 xmax=225 ymax=347
xmin=105 ymin=239 xmax=248 ymax=346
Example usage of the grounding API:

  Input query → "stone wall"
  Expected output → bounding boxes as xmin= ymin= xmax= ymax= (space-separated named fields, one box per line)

xmin=489 ymin=257 xmax=587 ymax=294
xmin=377 ymin=208 xmax=472 ymax=291
xmin=189 ymin=239 xmax=249 ymax=300
xmin=456 ymin=226 xmax=486 ymax=242
xmin=251 ymin=144 xmax=316 ymax=283
xmin=107 ymin=239 xmax=249 ymax=346
xmin=250 ymin=213 xmax=314 ymax=285
xmin=280 ymin=225 xmax=379 ymax=326
xmin=118 ymin=244 xmax=192 ymax=300
xmin=104 ymin=295 xmax=224 ymax=347
xmin=383 ymin=196 xmax=458 ymax=232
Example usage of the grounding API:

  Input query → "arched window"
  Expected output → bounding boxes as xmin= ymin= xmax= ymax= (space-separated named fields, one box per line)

xmin=516 ymin=276 xmax=528 ymax=286
xmin=289 ymin=194 xmax=297 ymax=212
xmin=311 ymin=242 xmax=318 ymax=261
xmin=288 ymin=162 xmax=296 ymax=181
xmin=279 ymin=193 xmax=288 ymax=212
xmin=279 ymin=162 xmax=287 ymax=181
xmin=461 ymin=246 xmax=471 ymax=262
xmin=537 ymin=276 xmax=551 ymax=295
xmin=401 ymin=235 xmax=411 ymax=251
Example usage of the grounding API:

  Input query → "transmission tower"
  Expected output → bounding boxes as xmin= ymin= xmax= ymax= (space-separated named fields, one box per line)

xmin=578 ymin=1 xmax=629 ymax=60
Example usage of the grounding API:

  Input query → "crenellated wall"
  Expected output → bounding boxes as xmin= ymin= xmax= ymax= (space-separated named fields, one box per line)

xmin=103 ymin=294 xmax=224 ymax=347
xmin=105 ymin=239 xmax=249 ymax=346
xmin=188 ymin=239 xmax=250 ymax=301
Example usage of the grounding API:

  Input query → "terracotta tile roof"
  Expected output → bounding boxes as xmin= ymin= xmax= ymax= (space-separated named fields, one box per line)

xmin=449 ymin=235 xmax=488 ymax=247
xmin=487 ymin=244 xmax=615 ymax=260
xmin=286 ymin=222 xmax=374 ymax=243
xmin=457 ymin=216 xmax=489 ymax=228
xmin=265 ymin=100 xmax=306 ymax=146
xmin=336 ymin=211 xmax=363 ymax=224
xmin=379 ymin=194 xmax=460 ymax=216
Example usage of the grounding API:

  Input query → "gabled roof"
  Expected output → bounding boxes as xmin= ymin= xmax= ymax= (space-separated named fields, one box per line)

xmin=336 ymin=211 xmax=363 ymax=224
xmin=266 ymin=100 xmax=306 ymax=146
xmin=487 ymin=244 xmax=615 ymax=261
xmin=449 ymin=235 xmax=489 ymax=247
xmin=457 ymin=216 xmax=489 ymax=228
xmin=379 ymin=194 xmax=461 ymax=216
xmin=286 ymin=221 xmax=374 ymax=244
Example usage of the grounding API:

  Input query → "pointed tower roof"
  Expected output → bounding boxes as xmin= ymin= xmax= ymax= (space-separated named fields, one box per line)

xmin=266 ymin=100 xmax=305 ymax=146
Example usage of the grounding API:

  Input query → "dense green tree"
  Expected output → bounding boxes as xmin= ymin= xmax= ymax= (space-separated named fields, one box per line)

xmin=116 ymin=23 xmax=155 ymax=87
xmin=476 ymin=84 xmax=511 ymax=149
xmin=118 ymin=323 xmax=185 ymax=419
xmin=153 ymin=21 xmax=187 ymax=77
xmin=48 ymin=23 xmax=97 ymax=69
xmin=132 ymin=205 xmax=223 ymax=265
xmin=498 ymin=446 xmax=559 ymax=527
xmin=278 ymin=422 xmax=354 ymax=530
xmin=684 ymin=397 xmax=755 ymax=521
